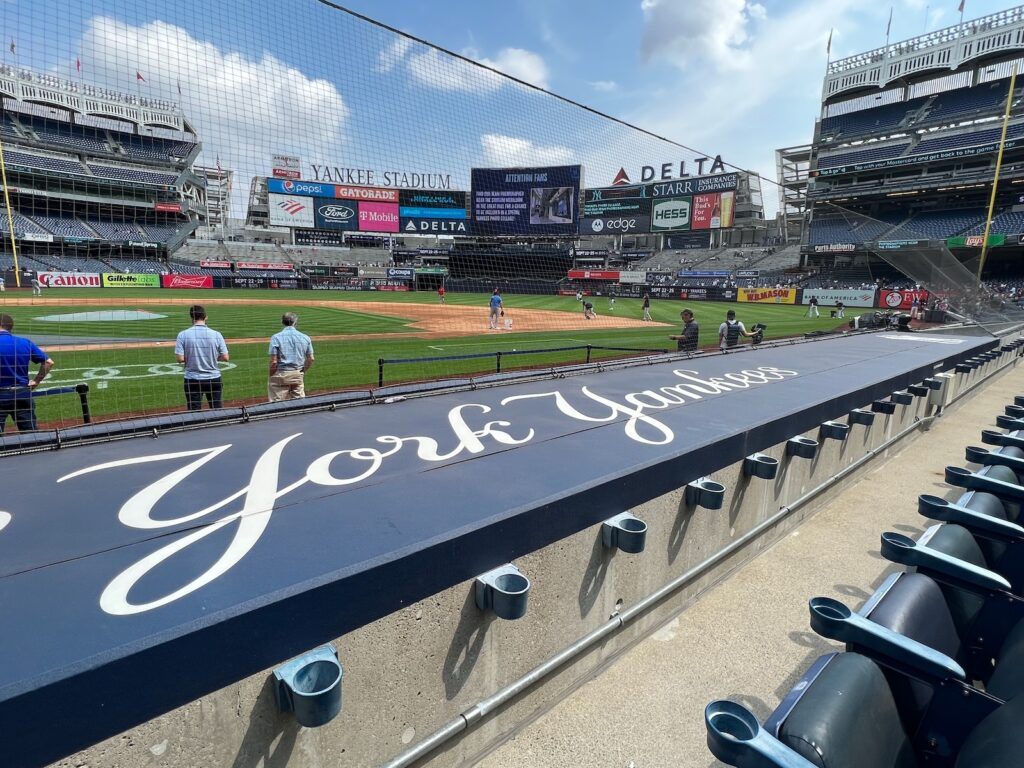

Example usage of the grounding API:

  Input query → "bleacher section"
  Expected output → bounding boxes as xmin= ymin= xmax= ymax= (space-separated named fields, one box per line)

xmin=915 ymin=121 xmax=1024 ymax=154
xmin=86 ymin=164 xmax=178 ymax=185
xmin=29 ymin=214 xmax=96 ymax=239
xmin=87 ymin=220 xmax=145 ymax=240
xmin=2 ymin=149 xmax=85 ymax=175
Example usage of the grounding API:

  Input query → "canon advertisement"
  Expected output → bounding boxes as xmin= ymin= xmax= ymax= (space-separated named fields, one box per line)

xmin=471 ymin=165 xmax=581 ymax=236
xmin=581 ymin=184 xmax=651 ymax=235
xmin=37 ymin=271 xmax=101 ymax=288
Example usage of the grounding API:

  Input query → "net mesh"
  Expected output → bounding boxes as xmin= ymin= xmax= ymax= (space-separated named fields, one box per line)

xmin=0 ymin=0 xmax=763 ymax=437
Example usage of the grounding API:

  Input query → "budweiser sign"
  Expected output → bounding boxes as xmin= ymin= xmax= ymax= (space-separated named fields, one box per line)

xmin=38 ymin=272 xmax=101 ymax=288
xmin=162 ymin=274 xmax=213 ymax=289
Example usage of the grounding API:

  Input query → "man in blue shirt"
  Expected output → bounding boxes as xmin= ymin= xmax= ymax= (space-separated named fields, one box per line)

xmin=174 ymin=305 xmax=229 ymax=410
xmin=488 ymin=289 xmax=504 ymax=330
xmin=0 ymin=313 xmax=54 ymax=432
xmin=268 ymin=312 xmax=315 ymax=402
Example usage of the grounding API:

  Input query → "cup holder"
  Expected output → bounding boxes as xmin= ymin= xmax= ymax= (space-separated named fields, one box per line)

xmin=849 ymin=408 xmax=875 ymax=426
xmin=1005 ymin=404 xmax=1024 ymax=419
xmin=273 ymin=645 xmax=343 ymax=727
xmin=785 ymin=436 xmax=818 ymax=459
xmin=923 ymin=377 xmax=943 ymax=391
xmin=955 ymin=363 xmax=973 ymax=374
xmin=890 ymin=391 xmax=913 ymax=406
xmin=743 ymin=453 xmax=779 ymax=480
xmin=685 ymin=478 xmax=726 ymax=510
xmin=870 ymin=400 xmax=896 ymax=415
xmin=705 ymin=700 xmax=817 ymax=768
xmin=907 ymin=384 xmax=930 ymax=397
xmin=819 ymin=421 xmax=849 ymax=441
xmin=601 ymin=512 xmax=648 ymax=554
xmin=1015 ymin=395 xmax=1024 ymax=408
xmin=475 ymin=563 xmax=530 ymax=620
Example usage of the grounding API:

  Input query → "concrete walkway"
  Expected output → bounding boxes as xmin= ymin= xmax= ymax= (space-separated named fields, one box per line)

xmin=478 ymin=367 xmax=1022 ymax=768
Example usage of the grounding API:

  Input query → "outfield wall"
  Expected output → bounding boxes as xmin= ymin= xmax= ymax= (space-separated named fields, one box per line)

xmin=3 ymin=330 xmax=1017 ymax=767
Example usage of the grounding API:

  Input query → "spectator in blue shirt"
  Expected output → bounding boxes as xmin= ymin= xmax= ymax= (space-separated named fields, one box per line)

xmin=174 ymin=305 xmax=229 ymax=410
xmin=268 ymin=312 xmax=315 ymax=402
xmin=0 ymin=313 xmax=54 ymax=432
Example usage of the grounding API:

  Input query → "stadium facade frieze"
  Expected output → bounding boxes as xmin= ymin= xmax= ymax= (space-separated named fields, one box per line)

xmin=308 ymin=164 xmax=453 ymax=190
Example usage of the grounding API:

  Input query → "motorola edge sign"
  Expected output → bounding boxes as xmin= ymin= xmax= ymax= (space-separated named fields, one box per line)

xmin=582 ymin=216 xmax=649 ymax=234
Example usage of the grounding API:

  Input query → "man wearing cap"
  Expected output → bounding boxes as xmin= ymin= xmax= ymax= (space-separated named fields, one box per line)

xmin=268 ymin=312 xmax=315 ymax=402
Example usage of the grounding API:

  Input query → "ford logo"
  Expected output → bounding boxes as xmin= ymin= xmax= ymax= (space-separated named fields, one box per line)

xmin=319 ymin=205 xmax=355 ymax=220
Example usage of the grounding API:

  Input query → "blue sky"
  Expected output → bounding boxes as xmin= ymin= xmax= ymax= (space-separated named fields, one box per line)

xmin=2 ymin=0 xmax=1017 ymax=217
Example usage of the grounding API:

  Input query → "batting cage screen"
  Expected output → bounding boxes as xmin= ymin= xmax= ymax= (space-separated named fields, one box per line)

xmin=0 ymin=0 xmax=769 ymax=437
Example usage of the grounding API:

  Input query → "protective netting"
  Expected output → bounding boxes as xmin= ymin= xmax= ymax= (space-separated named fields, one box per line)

xmin=0 ymin=0 xmax=756 ymax=437
xmin=806 ymin=200 xmax=1024 ymax=331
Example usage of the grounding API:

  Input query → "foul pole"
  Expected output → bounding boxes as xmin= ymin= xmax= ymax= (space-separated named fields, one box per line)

xmin=0 ymin=135 xmax=21 ymax=286
xmin=977 ymin=64 xmax=1018 ymax=282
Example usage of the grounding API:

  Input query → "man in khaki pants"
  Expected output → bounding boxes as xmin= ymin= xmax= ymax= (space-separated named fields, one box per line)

xmin=268 ymin=312 xmax=315 ymax=401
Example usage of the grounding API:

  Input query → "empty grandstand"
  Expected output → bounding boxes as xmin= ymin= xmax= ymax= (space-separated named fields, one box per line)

xmin=0 ymin=64 xmax=203 ymax=283
xmin=805 ymin=5 xmax=1024 ymax=289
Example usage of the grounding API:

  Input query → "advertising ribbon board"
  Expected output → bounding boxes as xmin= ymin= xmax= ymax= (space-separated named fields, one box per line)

xmin=802 ymin=288 xmax=876 ymax=308
xmin=200 ymin=260 xmax=232 ymax=268
xmin=387 ymin=267 xmax=415 ymax=281
xmin=679 ymin=287 xmax=737 ymax=301
xmin=471 ymin=165 xmax=581 ymax=236
xmin=236 ymin=262 xmax=295 ymax=271
xmin=37 ymin=272 xmax=101 ymax=288
xmin=162 ymin=274 xmax=213 ymax=289
xmin=567 ymin=270 xmax=620 ymax=280
xmin=738 ymin=287 xmax=797 ymax=304
xmin=101 ymin=273 xmax=161 ymax=288
xmin=618 ymin=270 xmax=648 ymax=284
xmin=879 ymin=289 xmax=929 ymax=310
xmin=735 ymin=270 xmax=760 ymax=278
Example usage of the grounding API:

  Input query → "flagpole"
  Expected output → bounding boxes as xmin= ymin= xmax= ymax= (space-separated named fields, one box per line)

xmin=885 ymin=7 xmax=893 ymax=49
xmin=977 ymin=64 xmax=1017 ymax=284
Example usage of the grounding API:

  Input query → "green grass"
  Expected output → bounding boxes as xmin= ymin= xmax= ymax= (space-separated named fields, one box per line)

xmin=2 ymin=288 xmax=851 ymax=427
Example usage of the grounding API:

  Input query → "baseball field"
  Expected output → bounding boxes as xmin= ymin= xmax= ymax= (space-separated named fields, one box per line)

xmin=0 ymin=288 xmax=851 ymax=427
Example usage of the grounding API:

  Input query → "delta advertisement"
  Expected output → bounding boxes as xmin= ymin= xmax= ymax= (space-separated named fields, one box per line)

xmin=737 ymin=287 xmax=797 ymax=304
xmin=36 ymin=271 xmax=101 ymax=288
xmin=471 ymin=165 xmax=581 ymax=236
xmin=802 ymin=288 xmax=876 ymax=308
xmin=581 ymin=184 xmax=651 ymax=235
xmin=162 ymin=274 xmax=213 ymax=289
xmin=399 ymin=189 xmax=470 ymax=235
xmin=101 ymin=273 xmax=161 ymax=288
xmin=880 ymin=289 xmax=929 ymax=310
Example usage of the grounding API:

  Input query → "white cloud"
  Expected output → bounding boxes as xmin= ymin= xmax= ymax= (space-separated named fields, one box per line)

xmin=378 ymin=37 xmax=412 ymax=72
xmin=632 ymin=0 xmax=867 ymax=216
xmin=386 ymin=38 xmax=549 ymax=93
xmin=73 ymin=17 xmax=348 ymax=214
xmin=480 ymin=134 xmax=576 ymax=166
xmin=640 ymin=0 xmax=767 ymax=72
xmin=476 ymin=48 xmax=549 ymax=90
xmin=589 ymin=80 xmax=618 ymax=92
